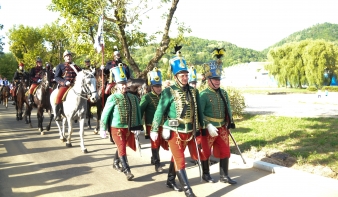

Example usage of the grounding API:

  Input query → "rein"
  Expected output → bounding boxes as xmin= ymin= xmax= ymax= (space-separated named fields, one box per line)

xmin=71 ymin=71 xmax=97 ymax=100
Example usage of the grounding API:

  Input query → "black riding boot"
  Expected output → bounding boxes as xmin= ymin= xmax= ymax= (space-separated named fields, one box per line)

xmin=113 ymin=150 xmax=122 ymax=172
xmin=166 ymin=162 xmax=182 ymax=192
xmin=177 ymin=169 xmax=196 ymax=197
xmin=202 ymin=160 xmax=215 ymax=183
xmin=220 ymin=158 xmax=237 ymax=184
xmin=28 ymin=94 xmax=34 ymax=105
xmin=12 ymin=97 xmax=16 ymax=105
xmin=54 ymin=103 xmax=63 ymax=121
xmin=120 ymin=155 xmax=134 ymax=181
xmin=152 ymin=148 xmax=163 ymax=172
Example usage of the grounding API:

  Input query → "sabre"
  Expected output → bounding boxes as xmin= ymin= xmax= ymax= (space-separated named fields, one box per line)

xmin=194 ymin=136 xmax=203 ymax=182
xmin=135 ymin=134 xmax=142 ymax=157
xmin=229 ymin=131 xmax=246 ymax=164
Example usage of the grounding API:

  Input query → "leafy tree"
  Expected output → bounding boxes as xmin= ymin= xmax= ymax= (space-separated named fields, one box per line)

xmin=0 ymin=23 xmax=4 ymax=53
xmin=49 ymin=0 xmax=187 ymax=79
xmin=0 ymin=53 xmax=18 ymax=80
xmin=7 ymin=25 xmax=46 ymax=70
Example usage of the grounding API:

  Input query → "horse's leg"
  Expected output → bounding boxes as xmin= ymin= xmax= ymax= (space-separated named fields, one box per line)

xmin=66 ymin=117 xmax=73 ymax=147
xmin=16 ymin=101 xmax=19 ymax=121
xmin=87 ymin=101 xmax=91 ymax=129
xmin=38 ymin=107 xmax=44 ymax=135
xmin=46 ymin=110 xmax=53 ymax=131
xmin=78 ymin=118 xmax=87 ymax=153
xmin=94 ymin=101 xmax=102 ymax=134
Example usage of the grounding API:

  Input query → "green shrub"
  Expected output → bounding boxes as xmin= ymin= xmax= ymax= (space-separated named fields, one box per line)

xmin=197 ymin=83 xmax=246 ymax=118
xmin=306 ymin=86 xmax=317 ymax=91
xmin=322 ymin=86 xmax=338 ymax=92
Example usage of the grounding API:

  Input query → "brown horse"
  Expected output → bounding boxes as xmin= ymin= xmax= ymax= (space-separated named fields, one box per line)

xmin=1 ymin=86 xmax=10 ymax=108
xmin=14 ymin=77 xmax=29 ymax=121
xmin=24 ymin=69 xmax=52 ymax=134
xmin=86 ymin=67 xmax=105 ymax=132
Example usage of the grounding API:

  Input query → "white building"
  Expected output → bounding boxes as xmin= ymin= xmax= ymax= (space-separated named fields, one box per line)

xmin=221 ymin=62 xmax=278 ymax=88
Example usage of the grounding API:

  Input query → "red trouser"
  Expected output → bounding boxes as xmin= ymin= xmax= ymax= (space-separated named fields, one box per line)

xmin=29 ymin=83 xmax=38 ymax=94
xmin=110 ymin=127 xmax=136 ymax=157
xmin=55 ymin=86 xmax=69 ymax=104
xmin=168 ymin=131 xmax=201 ymax=171
xmin=146 ymin=125 xmax=169 ymax=150
xmin=202 ymin=126 xmax=230 ymax=159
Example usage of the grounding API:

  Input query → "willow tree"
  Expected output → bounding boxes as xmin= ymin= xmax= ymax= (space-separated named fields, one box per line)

xmin=49 ymin=0 xmax=188 ymax=78
xmin=304 ymin=40 xmax=338 ymax=87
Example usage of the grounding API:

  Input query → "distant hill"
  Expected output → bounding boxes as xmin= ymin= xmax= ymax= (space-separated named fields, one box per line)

xmin=133 ymin=36 xmax=267 ymax=69
xmin=262 ymin=22 xmax=338 ymax=54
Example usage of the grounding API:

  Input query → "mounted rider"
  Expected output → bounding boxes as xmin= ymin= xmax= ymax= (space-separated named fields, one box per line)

xmin=150 ymin=45 xmax=205 ymax=197
xmin=45 ymin=62 xmax=55 ymax=86
xmin=54 ymin=50 xmax=82 ymax=121
xmin=100 ymin=46 xmax=131 ymax=98
xmin=0 ymin=76 xmax=9 ymax=104
xmin=100 ymin=64 xmax=142 ymax=181
xmin=199 ymin=47 xmax=237 ymax=185
xmin=12 ymin=62 xmax=29 ymax=105
xmin=28 ymin=57 xmax=43 ymax=105
xmin=83 ymin=58 xmax=95 ymax=71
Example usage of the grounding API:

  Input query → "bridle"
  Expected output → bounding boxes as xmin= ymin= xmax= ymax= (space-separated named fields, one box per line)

xmin=72 ymin=71 xmax=97 ymax=100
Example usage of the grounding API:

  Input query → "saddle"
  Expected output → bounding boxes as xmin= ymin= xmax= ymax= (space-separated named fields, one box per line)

xmin=62 ymin=87 xmax=72 ymax=102
xmin=25 ymin=84 xmax=40 ymax=96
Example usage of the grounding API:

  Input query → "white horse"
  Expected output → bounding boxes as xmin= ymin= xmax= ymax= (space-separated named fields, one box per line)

xmin=50 ymin=69 xmax=98 ymax=153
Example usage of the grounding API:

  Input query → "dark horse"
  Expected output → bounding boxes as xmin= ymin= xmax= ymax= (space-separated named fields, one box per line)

xmin=1 ymin=86 xmax=10 ymax=108
xmin=15 ymin=77 xmax=29 ymax=121
xmin=24 ymin=69 xmax=52 ymax=135
xmin=86 ymin=68 xmax=148 ymax=133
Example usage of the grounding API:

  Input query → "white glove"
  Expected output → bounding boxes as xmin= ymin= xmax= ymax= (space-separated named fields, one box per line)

xmin=100 ymin=65 xmax=105 ymax=70
xmin=37 ymin=79 xmax=42 ymax=83
xmin=150 ymin=132 xmax=158 ymax=141
xmin=65 ymin=81 xmax=70 ymax=86
xmin=207 ymin=123 xmax=219 ymax=137
xmin=52 ymin=79 xmax=55 ymax=81
xmin=132 ymin=130 xmax=141 ymax=136
xmin=100 ymin=130 xmax=107 ymax=139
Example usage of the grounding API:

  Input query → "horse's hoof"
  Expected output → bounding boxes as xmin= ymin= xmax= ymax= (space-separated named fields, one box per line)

xmin=38 ymin=128 xmax=41 ymax=132
xmin=82 ymin=149 xmax=88 ymax=153
xmin=30 ymin=124 xmax=33 ymax=128
xmin=66 ymin=143 xmax=72 ymax=147
xmin=40 ymin=132 xmax=44 ymax=135
xmin=93 ymin=129 xmax=98 ymax=134
xmin=46 ymin=126 xmax=50 ymax=131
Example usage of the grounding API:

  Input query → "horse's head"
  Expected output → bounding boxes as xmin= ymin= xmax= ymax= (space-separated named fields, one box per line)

xmin=127 ymin=78 xmax=148 ymax=99
xmin=37 ymin=69 xmax=49 ymax=90
xmin=77 ymin=70 xmax=98 ymax=103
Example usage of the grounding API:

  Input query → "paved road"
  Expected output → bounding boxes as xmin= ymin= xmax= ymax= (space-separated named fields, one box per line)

xmin=1 ymin=104 xmax=338 ymax=197
xmin=244 ymin=92 xmax=338 ymax=117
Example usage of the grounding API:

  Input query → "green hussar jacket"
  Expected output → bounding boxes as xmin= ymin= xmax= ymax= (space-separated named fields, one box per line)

xmin=101 ymin=92 xmax=142 ymax=130
xmin=200 ymin=87 xmax=233 ymax=128
xmin=140 ymin=92 xmax=161 ymax=126
xmin=151 ymin=83 xmax=204 ymax=133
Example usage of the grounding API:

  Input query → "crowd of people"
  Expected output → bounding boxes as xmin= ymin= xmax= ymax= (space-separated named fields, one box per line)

xmin=4 ymin=46 xmax=237 ymax=197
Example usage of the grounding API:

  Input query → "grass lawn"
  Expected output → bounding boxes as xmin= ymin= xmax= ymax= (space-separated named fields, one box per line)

xmin=235 ymin=87 xmax=314 ymax=94
xmin=232 ymin=114 xmax=338 ymax=178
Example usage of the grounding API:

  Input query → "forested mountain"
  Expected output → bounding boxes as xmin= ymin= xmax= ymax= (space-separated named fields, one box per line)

xmin=263 ymin=23 xmax=338 ymax=54
xmin=132 ymin=36 xmax=267 ymax=71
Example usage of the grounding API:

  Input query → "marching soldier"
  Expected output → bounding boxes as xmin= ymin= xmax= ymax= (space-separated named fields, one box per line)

xmin=188 ymin=65 xmax=197 ymax=88
xmin=28 ymin=57 xmax=44 ymax=105
xmin=199 ymin=48 xmax=237 ymax=185
xmin=140 ymin=67 xmax=169 ymax=173
xmin=54 ymin=50 xmax=82 ymax=121
xmin=12 ymin=62 xmax=29 ymax=105
xmin=151 ymin=45 xmax=204 ymax=197
xmin=100 ymin=64 xmax=143 ymax=181
xmin=100 ymin=46 xmax=131 ymax=100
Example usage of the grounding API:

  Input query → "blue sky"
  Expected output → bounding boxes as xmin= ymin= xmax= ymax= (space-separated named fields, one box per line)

xmin=1 ymin=0 xmax=338 ymax=52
